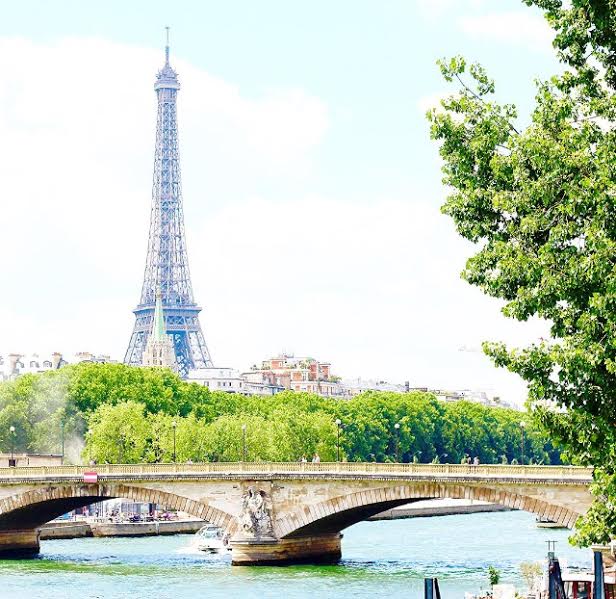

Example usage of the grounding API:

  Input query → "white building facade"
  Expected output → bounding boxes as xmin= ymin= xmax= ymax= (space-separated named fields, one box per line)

xmin=187 ymin=367 xmax=246 ymax=393
xmin=0 ymin=352 xmax=115 ymax=381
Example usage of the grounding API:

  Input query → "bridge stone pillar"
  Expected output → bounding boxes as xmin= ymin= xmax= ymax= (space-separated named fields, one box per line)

xmin=230 ymin=483 xmax=342 ymax=565
xmin=230 ymin=533 xmax=342 ymax=566
xmin=0 ymin=529 xmax=40 ymax=557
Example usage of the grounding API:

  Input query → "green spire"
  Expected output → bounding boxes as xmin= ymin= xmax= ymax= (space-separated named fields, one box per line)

xmin=152 ymin=289 xmax=166 ymax=341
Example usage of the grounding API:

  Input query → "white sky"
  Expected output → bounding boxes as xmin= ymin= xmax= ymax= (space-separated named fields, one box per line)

xmin=0 ymin=1 xmax=558 ymax=405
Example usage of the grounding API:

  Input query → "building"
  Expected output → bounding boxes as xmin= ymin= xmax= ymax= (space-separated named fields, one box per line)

xmin=124 ymin=30 xmax=213 ymax=377
xmin=142 ymin=291 xmax=176 ymax=370
xmin=244 ymin=354 xmax=343 ymax=396
xmin=187 ymin=367 xmax=285 ymax=395
xmin=0 ymin=352 xmax=114 ymax=381
xmin=409 ymin=387 xmax=513 ymax=408
xmin=187 ymin=367 xmax=245 ymax=393
xmin=241 ymin=378 xmax=286 ymax=396
xmin=0 ymin=352 xmax=66 ymax=380
xmin=341 ymin=378 xmax=410 ymax=396
xmin=0 ymin=453 xmax=63 ymax=468
xmin=73 ymin=352 xmax=114 ymax=364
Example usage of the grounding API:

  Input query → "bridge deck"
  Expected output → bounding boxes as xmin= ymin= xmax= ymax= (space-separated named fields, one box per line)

xmin=0 ymin=463 xmax=593 ymax=484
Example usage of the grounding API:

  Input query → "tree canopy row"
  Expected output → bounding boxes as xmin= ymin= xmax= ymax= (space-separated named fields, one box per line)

xmin=0 ymin=363 xmax=559 ymax=465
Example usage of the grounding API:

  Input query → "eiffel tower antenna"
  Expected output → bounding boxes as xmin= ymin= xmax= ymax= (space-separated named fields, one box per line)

xmin=124 ymin=29 xmax=214 ymax=377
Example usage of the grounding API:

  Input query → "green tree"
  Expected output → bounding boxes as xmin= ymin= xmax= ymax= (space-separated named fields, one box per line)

xmin=174 ymin=414 xmax=210 ymax=462
xmin=428 ymin=0 xmax=615 ymax=544
xmin=0 ymin=402 xmax=32 ymax=454
xmin=144 ymin=412 xmax=175 ymax=463
xmin=201 ymin=415 xmax=275 ymax=462
xmin=488 ymin=565 xmax=501 ymax=587
xmin=85 ymin=401 xmax=150 ymax=463
xmin=270 ymin=408 xmax=338 ymax=461
xmin=0 ymin=362 xmax=560 ymax=467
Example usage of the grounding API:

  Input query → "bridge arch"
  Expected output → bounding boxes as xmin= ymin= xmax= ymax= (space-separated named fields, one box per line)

xmin=276 ymin=482 xmax=581 ymax=539
xmin=0 ymin=483 xmax=234 ymax=532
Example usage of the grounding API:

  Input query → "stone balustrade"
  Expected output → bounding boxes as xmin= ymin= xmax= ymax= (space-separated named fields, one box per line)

xmin=0 ymin=462 xmax=593 ymax=482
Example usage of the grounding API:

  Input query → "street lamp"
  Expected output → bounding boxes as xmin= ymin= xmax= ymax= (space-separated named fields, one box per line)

xmin=60 ymin=419 xmax=65 ymax=466
xmin=394 ymin=422 xmax=401 ymax=462
xmin=335 ymin=419 xmax=342 ymax=462
xmin=241 ymin=424 xmax=247 ymax=462
xmin=118 ymin=433 xmax=125 ymax=464
xmin=520 ymin=421 xmax=526 ymax=465
xmin=171 ymin=420 xmax=177 ymax=463
xmin=9 ymin=426 xmax=15 ymax=467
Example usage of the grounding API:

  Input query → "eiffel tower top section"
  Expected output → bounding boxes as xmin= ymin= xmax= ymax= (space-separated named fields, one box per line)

xmin=139 ymin=27 xmax=194 ymax=309
xmin=124 ymin=29 xmax=213 ymax=376
xmin=155 ymin=27 xmax=180 ymax=91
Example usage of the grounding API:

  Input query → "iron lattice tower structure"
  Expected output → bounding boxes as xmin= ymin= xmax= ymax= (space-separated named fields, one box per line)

xmin=124 ymin=31 xmax=213 ymax=376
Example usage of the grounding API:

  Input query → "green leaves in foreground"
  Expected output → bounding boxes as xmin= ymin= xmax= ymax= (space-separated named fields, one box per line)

xmin=428 ymin=0 xmax=616 ymax=545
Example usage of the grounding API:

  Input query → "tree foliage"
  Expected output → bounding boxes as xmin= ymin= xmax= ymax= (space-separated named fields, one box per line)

xmin=428 ymin=0 xmax=615 ymax=545
xmin=0 ymin=364 xmax=558 ymax=466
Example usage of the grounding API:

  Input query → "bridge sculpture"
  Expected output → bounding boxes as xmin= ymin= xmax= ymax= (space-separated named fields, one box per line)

xmin=0 ymin=462 xmax=593 ymax=565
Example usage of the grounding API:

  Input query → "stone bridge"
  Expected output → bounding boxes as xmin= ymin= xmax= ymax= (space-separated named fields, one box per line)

xmin=0 ymin=462 xmax=593 ymax=565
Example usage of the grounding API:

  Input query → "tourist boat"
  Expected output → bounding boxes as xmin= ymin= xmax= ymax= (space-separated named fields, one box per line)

xmin=194 ymin=524 xmax=230 ymax=553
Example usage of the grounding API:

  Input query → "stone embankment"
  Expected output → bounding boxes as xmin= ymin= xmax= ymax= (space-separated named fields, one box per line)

xmin=370 ymin=498 xmax=511 ymax=520
xmin=40 ymin=519 xmax=204 ymax=540
xmin=40 ymin=500 xmax=506 ymax=540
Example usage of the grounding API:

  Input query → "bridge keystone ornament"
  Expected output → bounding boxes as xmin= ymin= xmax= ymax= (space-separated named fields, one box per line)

xmin=237 ymin=486 xmax=275 ymax=540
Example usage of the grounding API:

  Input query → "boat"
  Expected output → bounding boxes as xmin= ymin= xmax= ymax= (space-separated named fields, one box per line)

xmin=194 ymin=524 xmax=230 ymax=553
xmin=536 ymin=516 xmax=567 ymax=529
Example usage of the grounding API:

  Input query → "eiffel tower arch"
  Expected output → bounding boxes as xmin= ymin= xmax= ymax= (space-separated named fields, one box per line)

xmin=124 ymin=31 xmax=213 ymax=377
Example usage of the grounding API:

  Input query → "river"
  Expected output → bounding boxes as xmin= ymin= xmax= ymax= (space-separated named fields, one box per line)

xmin=0 ymin=511 xmax=592 ymax=598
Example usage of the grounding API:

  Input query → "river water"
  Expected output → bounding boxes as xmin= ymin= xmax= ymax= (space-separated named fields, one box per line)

xmin=0 ymin=511 xmax=591 ymax=598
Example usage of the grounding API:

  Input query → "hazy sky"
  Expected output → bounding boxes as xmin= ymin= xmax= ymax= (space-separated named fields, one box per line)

xmin=0 ymin=0 xmax=560 ymax=403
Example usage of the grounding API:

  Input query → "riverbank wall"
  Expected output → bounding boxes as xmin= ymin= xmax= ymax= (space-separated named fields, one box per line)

xmin=40 ymin=500 xmax=511 ymax=540
xmin=40 ymin=519 xmax=203 ymax=540
xmin=370 ymin=499 xmax=511 ymax=520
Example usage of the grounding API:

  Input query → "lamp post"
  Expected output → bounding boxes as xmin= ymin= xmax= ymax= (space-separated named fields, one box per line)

xmin=394 ymin=422 xmax=401 ymax=462
xmin=85 ymin=428 xmax=93 ymax=465
xmin=9 ymin=426 xmax=15 ymax=467
xmin=60 ymin=419 xmax=65 ymax=466
xmin=335 ymin=419 xmax=342 ymax=462
xmin=520 ymin=421 xmax=526 ymax=465
xmin=241 ymin=424 xmax=247 ymax=462
xmin=118 ymin=433 xmax=125 ymax=464
xmin=171 ymin=420 xmax=177 ymax=463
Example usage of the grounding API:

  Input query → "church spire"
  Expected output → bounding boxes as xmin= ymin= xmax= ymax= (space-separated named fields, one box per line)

xmin=152 ymin=289 xmax=166 ymax=341
xmin=141 ymin=287 xmax=177 ymax=371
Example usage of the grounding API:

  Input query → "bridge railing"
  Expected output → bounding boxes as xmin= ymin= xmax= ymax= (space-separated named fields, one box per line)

xmin=0 ymin=462 xmax=593 ymax=480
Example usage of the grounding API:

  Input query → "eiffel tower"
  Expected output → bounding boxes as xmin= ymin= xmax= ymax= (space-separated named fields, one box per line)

xmin=124 ymin=29 xmax=213 ymax=377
